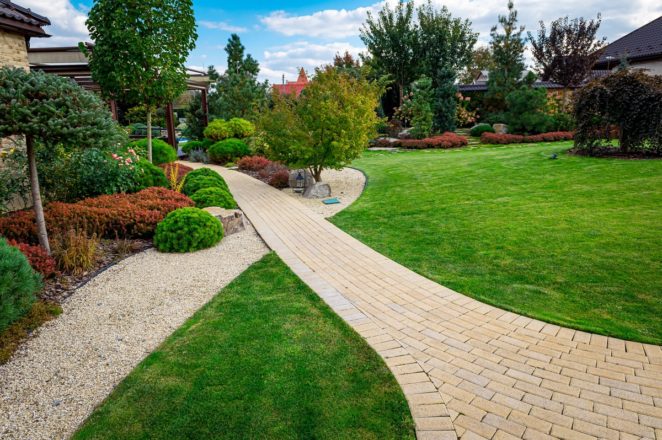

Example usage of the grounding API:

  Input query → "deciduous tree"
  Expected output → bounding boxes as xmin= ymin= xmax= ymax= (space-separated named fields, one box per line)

xmin=85 ymin=0 xmax=197 ymax=162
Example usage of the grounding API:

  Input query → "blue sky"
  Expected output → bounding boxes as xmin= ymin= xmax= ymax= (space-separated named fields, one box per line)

xmin=23 ymin=0 xmax=662 ymax=84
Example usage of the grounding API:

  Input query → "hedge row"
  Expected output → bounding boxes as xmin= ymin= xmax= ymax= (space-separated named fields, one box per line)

xmin=0 ymin=187 xmax=193 ymax=243
xmin=374 ymin=132 xmax=469 ymax=149
xmin=480 ymin=131 xmax=574 ymax=145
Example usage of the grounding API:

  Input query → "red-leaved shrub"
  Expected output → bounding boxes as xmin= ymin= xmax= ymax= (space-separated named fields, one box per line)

xmin=159 ymin=162 xmax=193 ymax=181
xmin=237 ymin=155 xmax=271 ymax=172
xmin=480 ymin=131 xmax=574 ymax=144
xmin=0 ymin=188 xmax=194 ymax=244
xmin=7 ymin=240 xmax=57 ymax=278
xmin=373 ymin=132 xmax=468 ymax=149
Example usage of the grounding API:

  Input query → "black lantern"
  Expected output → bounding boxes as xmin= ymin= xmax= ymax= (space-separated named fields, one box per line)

xmin=294 ymin=170 xmax=305 ymax=193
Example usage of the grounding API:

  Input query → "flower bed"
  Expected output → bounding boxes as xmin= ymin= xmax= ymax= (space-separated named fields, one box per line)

xmin=480 ymin=131 xmax=574 ymax=145
xmin=373 ymin=132 xmax=468 ymax=149
xmin=0 ymin=188 xmax=194 ymax=244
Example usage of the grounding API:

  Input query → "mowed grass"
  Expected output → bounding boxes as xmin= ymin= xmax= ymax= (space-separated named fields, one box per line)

xmin=74 ymin=253 xmax=415 ymax=440
xmin=332 ymin=142 xmax=662 ymax=343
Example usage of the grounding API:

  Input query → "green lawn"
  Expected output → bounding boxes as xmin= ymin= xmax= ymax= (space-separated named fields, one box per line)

xmin=74 ymin=253 xmax=414 ymax=440
xmin=332 ymin=142 xmax=662 ymax=343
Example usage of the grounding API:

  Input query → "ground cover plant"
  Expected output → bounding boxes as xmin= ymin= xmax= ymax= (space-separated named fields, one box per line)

xmin=332 ymin=142 xmax=662 ymax=343
xmin=73 ymin=253 xmax=414 ymax=439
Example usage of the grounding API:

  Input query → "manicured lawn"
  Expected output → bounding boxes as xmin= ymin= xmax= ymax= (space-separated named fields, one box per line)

xmin=332 ymin=142 xmax=662 ymax=343
xmin=74 ymin=253 xmax=414 ymax=440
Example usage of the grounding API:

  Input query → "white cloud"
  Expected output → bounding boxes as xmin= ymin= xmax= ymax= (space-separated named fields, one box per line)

xmin=19 ymin=0 xmax=90 ymax=47
xmin=261 ymin=6 xmax=376 ymax=39
xmin=260 ymin=41 xmax=364 ymax=83
xmin=199 ymin=21 xmax=248 ymax=33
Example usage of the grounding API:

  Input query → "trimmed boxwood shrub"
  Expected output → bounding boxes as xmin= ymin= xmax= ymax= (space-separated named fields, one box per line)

xmin=480 ymin=131 xmax=574 ymax=144
xmin=135 ymin=159 xmax=169 ymax=189
xmin=208 ymin=138 xmax=250 ymax=164
xmin=470 ymin=123 xmax=495 ymax=137
xmin=129 ymin=139 xmax=177 ymax=165
xmin=191 ymin=187 xmax=237 ymax=209
xmin=153 ymin=207 xmax=223 ymax=253
xmin=181 ymin=139 xmax=213 ymax=154
xmin=0 ymin=238 xmax=41 ymax=331
xmin=182 ymin=175 xmax=229 ymax=196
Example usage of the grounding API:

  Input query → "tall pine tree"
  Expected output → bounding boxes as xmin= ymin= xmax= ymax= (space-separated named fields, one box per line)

xmin=485 ymin=1 xmax=526 ymax=114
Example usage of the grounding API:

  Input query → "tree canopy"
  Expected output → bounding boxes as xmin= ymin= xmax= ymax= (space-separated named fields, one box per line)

xmin=258 ymin=67 xmax=382 ymax=182
xmin=529 ymin=15 xmax=606 ymax=87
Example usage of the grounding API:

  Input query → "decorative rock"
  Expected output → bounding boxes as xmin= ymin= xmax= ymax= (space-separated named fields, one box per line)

xmin=289 ymin=169 xmax=314 ymax=191
xmin=303 ymin=182 xmax=331 ymax=199
xmin=493 ymin=123 xmax=508 ymax=134
xmin=397 ymin=128 xmax=413 ymax=139
xmin=202 ymin=207 xmax=245 ymax=236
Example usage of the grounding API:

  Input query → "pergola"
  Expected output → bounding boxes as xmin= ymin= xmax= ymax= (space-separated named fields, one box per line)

xmin=28 ymin=45 xmax=210 ymax=148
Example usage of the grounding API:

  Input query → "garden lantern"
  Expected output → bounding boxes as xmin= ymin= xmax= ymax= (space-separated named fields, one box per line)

xmin=294 ymin=170 xmax=306 ymax=193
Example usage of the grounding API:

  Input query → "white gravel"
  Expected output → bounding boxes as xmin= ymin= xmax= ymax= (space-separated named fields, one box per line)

xmin=0 ymin=225 xmax=268 ymax=440
xmin=281 ymin=167 xmax=366 ymax=217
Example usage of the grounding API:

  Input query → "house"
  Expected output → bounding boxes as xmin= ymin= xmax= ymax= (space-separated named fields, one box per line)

xmin=272 ymin=68 xmax=309 ymax=97
xmin=593 ymin=16 xmax=662 ymax=75
xmin=457 ymin=70 xmax=566 ymax=95
xmin=0 ymin=0 xmax=49 ymax=69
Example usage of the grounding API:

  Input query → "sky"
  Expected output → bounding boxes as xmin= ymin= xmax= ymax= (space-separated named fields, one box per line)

xmin=23 ymin=0 xmax=662 ymax=84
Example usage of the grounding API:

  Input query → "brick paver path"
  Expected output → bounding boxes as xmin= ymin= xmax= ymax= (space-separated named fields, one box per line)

xmin=195 ymin=164 xmax=662 ymax=440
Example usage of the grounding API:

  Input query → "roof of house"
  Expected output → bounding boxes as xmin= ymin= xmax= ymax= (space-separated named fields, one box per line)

xmin=457 ymin=80 xmax=565 ymax=93
xmin=272 ymin=68 xmax=309 ymax=97
xmin=0 ymin=0 xmax=50 ymax=37
xmin=594 ymin=16 xmax=662 ymax=67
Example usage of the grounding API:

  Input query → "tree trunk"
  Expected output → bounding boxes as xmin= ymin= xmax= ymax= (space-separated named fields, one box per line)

xmin=310 ymin=166 xmax=323 ymax=183
xmin=26 ymin=136 xmax=50 ymax=255
xmin=146 ymin=109 xmax=153 ymax=163
xmin=398 ymin=82 xmax=404 ymax=108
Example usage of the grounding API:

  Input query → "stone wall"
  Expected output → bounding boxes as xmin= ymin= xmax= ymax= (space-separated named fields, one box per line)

xmin=0 ymin=29 xmax=29 ymax=69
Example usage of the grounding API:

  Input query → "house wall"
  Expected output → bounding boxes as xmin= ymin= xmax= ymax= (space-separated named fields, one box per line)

xmin=0 ymin=29 xmax=29 ymax=69
xmin=631 ymin=59 xmax=662 ymax=76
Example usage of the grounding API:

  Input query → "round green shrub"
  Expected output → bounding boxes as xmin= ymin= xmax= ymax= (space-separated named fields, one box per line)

xmin=154 ymin=207 xmax=223 ymax=253
xmin=0 ymin=238 xmax=41 ymax=331
xmin=182 ymin=175 xmax=229 ymax=196
xmin=186 ymin=167 xmax=225 ymax=181
xmin=226 ymin=118 xmax=255 ymax=138
xmin=203 ymin=119 xmax=232 ymax=141
xmin=208 ymin=138 xmax=250 ymax=165
xmin=191 ymin=187 xmax=237 ymax=209
xmin=470 ymin=123 xmax=495 ymax=137
xmin=135 ymin=159 xmax=168 ymax=189
xmin=129 ymin=138 xmax=177 ymax=165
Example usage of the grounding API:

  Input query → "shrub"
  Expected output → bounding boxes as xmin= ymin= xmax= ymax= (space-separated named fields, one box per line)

xmin=392 ymin=132 xmax=469 ymax=149
xmin=267 ymin=168 xmax=290 ymax=189
xmin=504 ymin=86 xmax=553 ymax=134
xmin=470 ymin=123 xmax=495 ymax=137
xmin=203 ymin=119 xmax=232 ymax=142
xmin=208 ymin=138 xmax=250 ymax=164
xmin=190 ymin=187 xmax=237 ymax=209
xmin=181 ymin=140 xmax=205 ymax=154
xmin=135 ymin=159 xmax=169 ymax=190
xmin=237 ymin=155 xmax=271 ymax=172
xmin=51 ymin=229 xmax=98 ymax=275
xmin=226 ymin=118 xmax=255 ymax=138
xmin=128 ymin=139 xmax=177 ymax=165
xmin=480 ymin=131 xmax=574 ymax=144
xmin=7 ymin=240 xmax=57 ymax=278
xmin=188 ymin=149 xmax=209 ymax=163
xmin=0 ymin=188 xmax=194 ymax=243
xmin=153 ymin=207 xmax=223 ymax=253
xmin=182 ymin=175 xmax=229 ymax=196
xmin=159 ymin=162 xmax=192 ymax=192
xmin=184 ymin=168 xmax=227 ymax=184
xmin=0 ymin=238 xmax=40 ymax=332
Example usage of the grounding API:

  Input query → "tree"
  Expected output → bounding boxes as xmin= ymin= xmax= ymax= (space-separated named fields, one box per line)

xmin=182 ymin=93 xmax=206 ymax=140
xmin=259 ymin=67 xmax=382 ymax=182
xmin=0 ymin=68 xmax=125 ymax=254
xmin=528 ymin=15 xmax=606 ymax=88
xmin=360 ymin=1 xmax=419 ymax=107
xmin=504 ymin=86 xmax=552 ymax=134
xmin=208 ymin=34 xmax=268 ymax=120
xmin=460 ymin=47 xmax=495 ymax=84
xmin=85 ymin=0 xmax=197 ymax=163
xmin=485 ymin=1 xmax=526 ymax=114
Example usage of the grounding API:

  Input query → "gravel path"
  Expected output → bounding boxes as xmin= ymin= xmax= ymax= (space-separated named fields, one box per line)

xmin=281 ymin=168 xmax=366 ymax=217
xmin=0 ymin=225 xmax=268 ymax=440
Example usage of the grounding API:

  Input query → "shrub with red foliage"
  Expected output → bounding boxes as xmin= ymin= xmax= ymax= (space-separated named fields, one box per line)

xmin=0 ymin=188 xmax=194 ymax=244
xmin=384 ymin=132 xmax=469 ymax=149
xmin=237 ymin=156 xmax=271 ymax=172
xmin=267 ymin=168 xmax=290 ymax=188
xmin=480 ymin=131 xmax=574 ymax=144
xmin=7 ymin=240 xmax=57 ymax=278
xmin=159 ymin=162 xmax=193 ymax=182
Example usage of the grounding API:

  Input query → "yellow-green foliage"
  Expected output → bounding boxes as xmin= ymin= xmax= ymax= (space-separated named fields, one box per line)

xmin=203 ymin=118 xmax=255 ymax=141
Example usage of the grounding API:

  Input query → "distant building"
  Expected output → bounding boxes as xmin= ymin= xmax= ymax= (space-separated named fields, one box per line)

xmin=593 ymin=16 xmax=662 ymax=75
xmin=272 ymin=68 xmax=309 ymax=97
xmin=0 ymin=0 xmax=50 ymax=69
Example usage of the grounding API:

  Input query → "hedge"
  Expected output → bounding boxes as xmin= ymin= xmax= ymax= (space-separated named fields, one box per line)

xmin=480 ymin=131 xmax=574 ymax=145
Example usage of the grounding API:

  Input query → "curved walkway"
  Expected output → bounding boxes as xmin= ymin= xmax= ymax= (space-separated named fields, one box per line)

xmin=197 ymin=164 xmax=662 ymax=440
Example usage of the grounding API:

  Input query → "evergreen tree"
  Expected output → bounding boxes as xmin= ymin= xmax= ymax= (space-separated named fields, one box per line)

xmin=485 ymin=0 xmax=526 ymax=114
xmin=208 ymin=34 xmax=268 ymax=120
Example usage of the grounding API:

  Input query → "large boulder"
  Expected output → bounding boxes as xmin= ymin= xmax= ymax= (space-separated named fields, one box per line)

xmin=203 ymin=207 xmax=245 ymax=236
xmin=303 ymin=182 xmax=331 ymax=199
xmin=493 ymin=123 xmax=508 ymax=134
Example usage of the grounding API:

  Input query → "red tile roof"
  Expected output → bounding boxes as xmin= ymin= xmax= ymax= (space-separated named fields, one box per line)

xmin=272 ymin=68 xmax=309 ymax=97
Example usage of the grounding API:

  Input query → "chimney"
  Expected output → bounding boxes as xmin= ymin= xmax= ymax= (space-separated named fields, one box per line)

xmin=282 ymin=74 xmax=285 ymax=85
